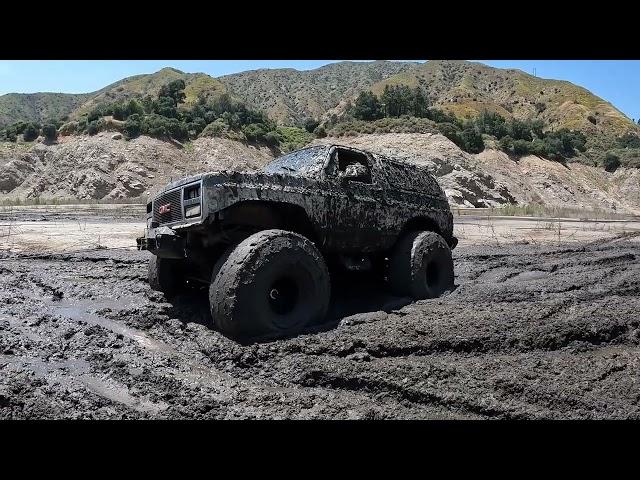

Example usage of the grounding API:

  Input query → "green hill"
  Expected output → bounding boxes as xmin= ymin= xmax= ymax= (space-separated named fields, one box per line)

xmin=0 ymin=92 xmax=92 ymax=126
xmin=367 ymin=60 xmax=638 ymax=138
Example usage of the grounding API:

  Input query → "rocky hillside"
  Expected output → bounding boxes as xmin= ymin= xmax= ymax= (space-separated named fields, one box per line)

xmin=2 ymin=133 xmax=639 ymax=215
xmin=71 ymin=68 xmax=227 ymax=119
xmin=218 ymin=61 xmax=420 ymax=125
xmin=0 ymin=92 xmax=92 ymax=127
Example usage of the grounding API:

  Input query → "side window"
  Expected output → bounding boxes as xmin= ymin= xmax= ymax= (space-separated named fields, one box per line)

xmin=326 ymin=148 xmax=373 ymax=184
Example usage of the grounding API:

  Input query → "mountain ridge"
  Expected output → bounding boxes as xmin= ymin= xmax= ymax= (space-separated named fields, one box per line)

xmin=1 ymin=61 xmax=637 ymax=143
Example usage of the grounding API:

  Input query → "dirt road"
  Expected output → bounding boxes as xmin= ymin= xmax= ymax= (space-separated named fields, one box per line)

xmin=2 ymin=227 xmax=639 ymax=419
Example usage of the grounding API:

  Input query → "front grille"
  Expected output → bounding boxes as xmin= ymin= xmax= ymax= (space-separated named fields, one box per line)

xmin=153 ymin=189 xmax=183 ymax=225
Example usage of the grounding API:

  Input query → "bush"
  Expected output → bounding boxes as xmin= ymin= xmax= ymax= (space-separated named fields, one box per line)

xmin=509 ymin=119 xmax=533 ymax=141
xmin=242 ymin=123 xmax=267 ymax=142
xmin=41 ymin=124 xmax=58 ymax=142
xmin=22 ymin=123 xmax=40 ymax=141
xmin=87 ymin=120 xmax=100 ymax=136
xmin=124 ymin=114 xmax=142 ymax=138
xmin=437 ymin=122 xmax=464 ymax=149
xmin=476 ymin=110 xmax=508 ymax=139
xmin=59 ymin=121 xmax=78 ymax=136
xmin=617 ymin=133 xmax=640 ymax=149
xmin=276 ymin=126 xmax=313 ymax=152
xmin=499 ymin=135 xmax=514 ymax=153
xmin=512 ymin=139 xmax=532 ymax=155
xmin=313 ymin=125 xmax=327 ymax=138
xmin=352 ymin=91 xmax=383 ymax=121
xmin=303 ymin=118 xmax=320 ymax=133
xmin=200 ymin=118 xmax=229 ymax=138
xmin=604 ymin=152 xmax=621 ymax=172
xmin=2 ymin=126 xmax=18 ymax=142
xmin=264 ymin=131 xmax=280 ymax=147
xmin=461 ymin=125 xmax=485 ymax=153
xmin=158 ymin=79 xmax=186 ymax=104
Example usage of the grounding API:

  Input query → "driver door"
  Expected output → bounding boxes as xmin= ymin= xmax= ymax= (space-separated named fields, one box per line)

xmin=323 ymin=147 xmax=384 ymax=252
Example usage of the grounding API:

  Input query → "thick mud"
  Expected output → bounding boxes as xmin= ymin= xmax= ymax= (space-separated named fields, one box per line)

xmin=1 ymin=237 xmax=639 ymax=419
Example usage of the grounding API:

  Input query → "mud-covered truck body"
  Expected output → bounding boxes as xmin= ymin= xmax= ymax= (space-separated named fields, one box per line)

xmin=138 ymin=144 xmax=457 ymax=340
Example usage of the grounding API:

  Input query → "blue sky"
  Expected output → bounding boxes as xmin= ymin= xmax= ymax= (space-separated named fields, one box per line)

xmin=0 ymin=60 xmax=638 ymax=121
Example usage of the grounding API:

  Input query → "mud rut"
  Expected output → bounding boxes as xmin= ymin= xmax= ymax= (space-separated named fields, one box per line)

xmin=1 ymin=237 xmax=639 ymax=419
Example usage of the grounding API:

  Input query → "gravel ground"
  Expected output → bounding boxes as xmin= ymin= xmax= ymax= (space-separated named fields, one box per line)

xmin=2 ymin=234 xmax=639 ymax=419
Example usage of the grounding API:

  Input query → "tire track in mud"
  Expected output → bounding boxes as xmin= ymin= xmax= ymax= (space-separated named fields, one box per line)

xmin=1 ymin=240 xmax=640 ymax=419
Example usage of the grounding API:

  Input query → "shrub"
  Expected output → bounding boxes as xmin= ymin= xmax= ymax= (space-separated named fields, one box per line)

xmin=437 ymin=122 xmax=464 ymax=149
xmin=200 ymin=118 xmax=229 ymax=137
xmin=461 ymin=125 xmax=485 ymax=153
xmin=604 ymin=152 xmax=621 ymax=172
xmin=352 ymin=91 xmax=383 ymax=121
xmin=303 ymin=118 xmax=320 ymax=133
xmin=476 ymin=110 xmax=508 ymax=139
xmin=242 ymin=123 xmax=267 ymax=142
xmin=158 ymin=79 xmax=186 ymax=104
xmin=41 ymin=124 xmax=58 ymax=142
xmin=22 ymin=123 xmax=40 ymax=141
xmin=59 ymin=121 xmax=78 ymax=136
xmin=617 ymin=133 xmax=640 ymax=149
xmin=124 ymin=114 xmax=142 ymax=138
xmin=87 ymin=120 xmax=100 ymax=136
xmin=313 ymin=125 xmax=327 ymax=138
xmin=509 ymin=119 xmax=533 ymax=141
xmin=512 ymin=139 xmax=532 ymax=155
xmin=499 ymin=135 xmax=514 ymax=153
xmin=276 ymin=126 xmax=313 ymax=152
xmin=263 ymin=131 xmax=280 ymax=147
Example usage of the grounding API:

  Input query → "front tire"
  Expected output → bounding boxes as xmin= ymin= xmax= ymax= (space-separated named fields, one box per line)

xmin=389 ymin=231 xmax=454 ymax=299
xmin=210 ymin=229 xmax=331 ymax=340
xmin=148 ymin=255 xmax=182 ymax=298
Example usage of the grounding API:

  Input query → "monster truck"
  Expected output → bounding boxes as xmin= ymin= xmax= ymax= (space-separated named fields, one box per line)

xmin=137 ymin=144 xmax=457 ymax=340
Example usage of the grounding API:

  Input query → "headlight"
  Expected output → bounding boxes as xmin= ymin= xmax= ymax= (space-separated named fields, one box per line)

xmin=185 ymin=204 xmax=201 ymax=218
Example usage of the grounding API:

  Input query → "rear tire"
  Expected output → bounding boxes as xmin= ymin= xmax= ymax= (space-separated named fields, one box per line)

xmin=148 ymin=255 xmax=182 ymax=298
xmin=209 ymin=229 xmax=330 ymax=340
xmin=389 ymin=231 xmax=454 ymax=299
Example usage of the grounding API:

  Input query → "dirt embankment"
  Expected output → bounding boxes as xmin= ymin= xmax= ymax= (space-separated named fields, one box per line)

xmin=2 ymin=236 xmax=639 ymax=419
xmin=0 ymin=134 xmax=275 ymax=200
xmin=1 ymin=133 xmax=639 ymax=214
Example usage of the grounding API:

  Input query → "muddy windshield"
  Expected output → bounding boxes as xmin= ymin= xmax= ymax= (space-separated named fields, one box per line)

xmin=262 ymin=146 xmax=330 ymax=176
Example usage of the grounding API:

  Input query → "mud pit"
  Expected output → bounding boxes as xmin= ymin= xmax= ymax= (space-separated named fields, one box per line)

xmin=2 ymin=224 xmax=639 ymax=419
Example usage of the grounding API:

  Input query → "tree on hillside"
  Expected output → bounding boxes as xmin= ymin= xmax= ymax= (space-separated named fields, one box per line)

xmin=476 ymin=110 xmax=507 ymax=138
xmin=154 ymin=97 xmax=178 ymax=118
xmin=604 ymin=152 xmax=621 ymax=172
xmin=158 ymin=79 xmax=186 ymax=104
xmin=23 ymin=123 xmax=40 ymax=141
xmin=381 ymin=85 xmax=413 ymax=117
xmin=352 ymin=91 xmax=383 ymax=121
xmin=411 ymin=87 xmax=429 ymax=118
xmin=42 ymin=124 xmax=58 ymax=142
xmin=461 ymin=125 xmax=485 ymax=153
xmin=303 ymin=118 xmax=320 ymax=133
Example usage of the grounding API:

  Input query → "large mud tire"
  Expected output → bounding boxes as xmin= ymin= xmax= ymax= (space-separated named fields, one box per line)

xmin=210 ymin=229 xmax=330 ymax=340
xmin=389 ymin=231 xmax=454 ymax=299
xmin=148 ymin=255 xmax=181 ymax=298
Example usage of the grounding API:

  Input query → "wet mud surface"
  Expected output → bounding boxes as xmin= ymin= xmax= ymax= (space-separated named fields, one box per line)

xmin=1 ymin=237 xmax=639 ymax=419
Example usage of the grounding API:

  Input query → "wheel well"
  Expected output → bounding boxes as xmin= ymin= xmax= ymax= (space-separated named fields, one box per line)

xmin=220 ymin=201 xmax=318 ymax=243
xmin=401 ymin=216 xmax=442 ymax=236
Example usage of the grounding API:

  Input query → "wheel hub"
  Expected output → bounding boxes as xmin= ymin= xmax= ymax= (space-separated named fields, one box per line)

xmin=268 ymin=277 xmax=299 ymax=315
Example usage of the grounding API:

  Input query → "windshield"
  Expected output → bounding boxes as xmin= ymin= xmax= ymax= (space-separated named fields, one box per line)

xmin=262 ymin=146 xmax=330 ymax=176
